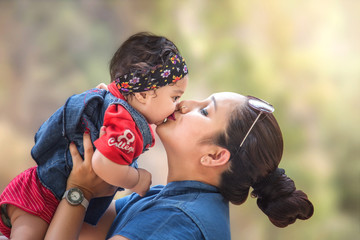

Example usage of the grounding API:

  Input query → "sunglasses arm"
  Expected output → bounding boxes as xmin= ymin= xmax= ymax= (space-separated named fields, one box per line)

xmin=239 ymin=112 xmax=263 ymax=147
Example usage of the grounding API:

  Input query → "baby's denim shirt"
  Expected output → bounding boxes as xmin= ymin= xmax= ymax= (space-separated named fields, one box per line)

xmin=31 ymin=88 xmax=153 ymax=225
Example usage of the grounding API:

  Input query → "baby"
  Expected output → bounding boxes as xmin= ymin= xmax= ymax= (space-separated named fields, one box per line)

xmin=0 ymin=32 xmax=188 ymax=239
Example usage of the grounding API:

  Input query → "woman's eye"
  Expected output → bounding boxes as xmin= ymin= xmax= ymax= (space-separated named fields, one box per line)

xmin=200 ymin=108 xmax=208 ymax=116
xmin=173 ymin=96 xmax=180 ymax=102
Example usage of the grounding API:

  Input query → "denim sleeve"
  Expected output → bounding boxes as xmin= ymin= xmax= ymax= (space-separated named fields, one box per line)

xmin=112 ymin=207 xmax=204 ymax=240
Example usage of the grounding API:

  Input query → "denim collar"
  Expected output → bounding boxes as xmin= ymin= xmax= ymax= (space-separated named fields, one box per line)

xmin=157 ymin=181 xmax=219 ymax=197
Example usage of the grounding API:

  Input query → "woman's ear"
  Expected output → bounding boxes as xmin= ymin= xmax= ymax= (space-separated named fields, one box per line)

xmin=200 ymin=147 xmax=230 ymax=167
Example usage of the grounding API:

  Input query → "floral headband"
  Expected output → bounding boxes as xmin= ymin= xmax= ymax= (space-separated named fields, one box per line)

xmin=115 ymin=53 xmax=188 ymax=93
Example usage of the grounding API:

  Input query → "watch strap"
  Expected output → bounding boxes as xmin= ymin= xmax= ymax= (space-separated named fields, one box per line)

xmin=80 ymin=196 xmax=89 ymax=210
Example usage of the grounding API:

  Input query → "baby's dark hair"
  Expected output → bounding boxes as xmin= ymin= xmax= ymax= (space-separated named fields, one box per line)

xmin=109 ymin=32 xmax=180 ymax=82
xmin=215 ymin=98 xmax=314 ymax=227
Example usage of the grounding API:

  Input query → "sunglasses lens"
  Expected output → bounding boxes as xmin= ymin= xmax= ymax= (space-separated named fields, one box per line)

xmin=248 ymin=98 xmax=274 ymax=113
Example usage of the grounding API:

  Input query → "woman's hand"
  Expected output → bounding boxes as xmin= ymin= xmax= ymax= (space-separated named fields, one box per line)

xmin=67 ymin=127 xmax=117 ymax=200
xmin=45 ymin=127 xmax=116 ymax=240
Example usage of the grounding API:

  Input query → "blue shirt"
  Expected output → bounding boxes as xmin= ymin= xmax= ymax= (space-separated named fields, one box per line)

xmin=107 ymin=181 xmax=230 ymax=240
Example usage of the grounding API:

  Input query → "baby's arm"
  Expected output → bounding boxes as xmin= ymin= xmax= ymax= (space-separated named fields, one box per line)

xmin=92 ymin=150 xmax=151 ymax=196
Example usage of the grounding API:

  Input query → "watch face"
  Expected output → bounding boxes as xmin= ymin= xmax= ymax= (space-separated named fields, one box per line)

xmin=67 ymin=188 xmax=83 ymax=205
xmin=71 ymin=191 xmax=81 ymax=201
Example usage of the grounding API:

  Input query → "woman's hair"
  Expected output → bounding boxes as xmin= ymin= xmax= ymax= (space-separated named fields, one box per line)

xmin=215 ymin=98 xmax=314 ymax=228
xmin=109 ymin=32 xmax=180 ymax=83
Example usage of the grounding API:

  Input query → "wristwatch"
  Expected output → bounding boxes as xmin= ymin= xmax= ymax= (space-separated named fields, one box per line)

xmin=62 ymin=187 xmax=89 ymax=210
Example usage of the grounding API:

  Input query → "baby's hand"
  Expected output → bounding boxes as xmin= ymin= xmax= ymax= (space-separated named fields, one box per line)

xmin=130 ymin=168 xmax=152 ymax=197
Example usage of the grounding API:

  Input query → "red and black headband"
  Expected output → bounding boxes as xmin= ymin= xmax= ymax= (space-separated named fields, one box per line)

xmin=115 ymin=53 xmax=188 ymax=93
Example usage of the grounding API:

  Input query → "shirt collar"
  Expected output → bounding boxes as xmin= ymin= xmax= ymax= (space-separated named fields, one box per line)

xmin=158 ymin=181 xmax=219 ymax=197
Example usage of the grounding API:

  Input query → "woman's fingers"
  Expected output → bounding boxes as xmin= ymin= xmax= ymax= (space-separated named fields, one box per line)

xmin=99 ymin=126 xmax=106 ymax=138
xmin=95 ymin=83 xmax=108 ymax=90
xmin=66 ymin=127 xmax=117 ymax=199
xmin=83 ymin=132 xmax=93 ymax=166
xmin=69 ymin=142 xmax=81 ymax=168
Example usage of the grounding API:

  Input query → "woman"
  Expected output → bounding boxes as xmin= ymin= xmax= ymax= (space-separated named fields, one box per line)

xmin=45 ymin=92 xmax=314 ymax=240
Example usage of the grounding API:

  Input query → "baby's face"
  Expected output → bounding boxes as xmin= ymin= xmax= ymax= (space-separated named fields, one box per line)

xmin=142 ymin=75 xmax=188 ymax=126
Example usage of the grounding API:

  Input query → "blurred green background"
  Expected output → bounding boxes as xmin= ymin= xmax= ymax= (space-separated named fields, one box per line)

xmin=0 ymin=1 xmax=359 ymax=239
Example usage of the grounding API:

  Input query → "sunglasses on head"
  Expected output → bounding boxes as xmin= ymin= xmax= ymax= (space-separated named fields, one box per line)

xmin=239 ymin=96 xmax=275 ymax=147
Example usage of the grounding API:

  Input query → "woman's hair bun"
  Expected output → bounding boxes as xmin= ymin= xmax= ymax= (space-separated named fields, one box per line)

xmin=251 ymin=168 xmax=314 ymax=227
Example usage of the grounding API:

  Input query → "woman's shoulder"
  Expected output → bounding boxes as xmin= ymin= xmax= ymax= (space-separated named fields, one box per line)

xmin=112 ymin=183 xmax=230 ymax=240
xmin=167 ymin=182 xmax=231 ymax=240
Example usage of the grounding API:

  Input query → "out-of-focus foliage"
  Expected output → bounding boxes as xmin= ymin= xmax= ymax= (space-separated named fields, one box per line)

xmin=0 ymin=1 xmax=359 ymax=239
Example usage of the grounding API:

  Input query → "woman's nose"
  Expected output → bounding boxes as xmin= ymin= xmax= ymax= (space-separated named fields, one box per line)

xmin=177 ymin=100 xmax=197 ymax=114
xmin=176 ymin=101 xmax=187 ymax=114
xmin=179 ymin=105 xmax=189 ymax=114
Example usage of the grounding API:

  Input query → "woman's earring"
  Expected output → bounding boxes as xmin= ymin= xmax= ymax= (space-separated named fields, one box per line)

xmin=200 ymin=157 xmax=205 ymax=164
